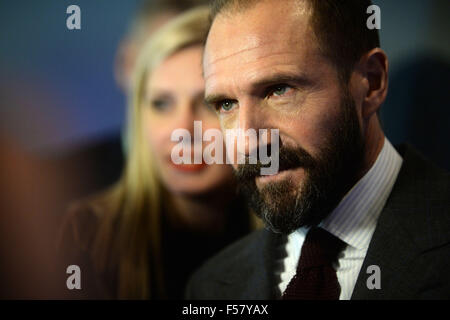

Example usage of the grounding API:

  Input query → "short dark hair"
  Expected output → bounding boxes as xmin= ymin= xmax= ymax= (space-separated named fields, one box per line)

xmin=209 ymin=0 xmax=380 ymax=82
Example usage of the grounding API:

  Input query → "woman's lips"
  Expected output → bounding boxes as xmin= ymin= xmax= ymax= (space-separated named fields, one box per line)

xmin=169 ymin=162 xmax=207 ymax=173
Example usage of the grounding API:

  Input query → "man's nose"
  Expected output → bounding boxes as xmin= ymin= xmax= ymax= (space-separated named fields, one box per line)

xmin=237 ymin=101 xmax=265 ymax=158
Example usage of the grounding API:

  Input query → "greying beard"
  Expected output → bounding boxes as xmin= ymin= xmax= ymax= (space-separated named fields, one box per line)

xmin=235 ymin=89 xmax=364 ymax=234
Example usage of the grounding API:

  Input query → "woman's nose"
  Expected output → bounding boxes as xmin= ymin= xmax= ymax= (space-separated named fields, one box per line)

xmin=173 ymin=100 xmax=197 ymax=134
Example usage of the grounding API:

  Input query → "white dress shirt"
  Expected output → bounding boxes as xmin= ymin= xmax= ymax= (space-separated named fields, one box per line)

xmin=277 ymin=137 xmax=403 ymax=300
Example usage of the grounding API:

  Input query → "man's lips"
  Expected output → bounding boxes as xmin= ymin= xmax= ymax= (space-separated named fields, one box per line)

xmin=255 ymin=166 xmax=304 ymax=187
xmin=256 ymin=169 xmax=291 ymax=183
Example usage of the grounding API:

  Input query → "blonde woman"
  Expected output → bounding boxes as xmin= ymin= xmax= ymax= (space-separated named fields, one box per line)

xmin=58 ymin=6 xmax=255 ymax=300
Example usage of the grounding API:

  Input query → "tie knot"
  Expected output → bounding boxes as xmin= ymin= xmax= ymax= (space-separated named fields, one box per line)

xmin=297 ymin=227 xmax=345 ymax=269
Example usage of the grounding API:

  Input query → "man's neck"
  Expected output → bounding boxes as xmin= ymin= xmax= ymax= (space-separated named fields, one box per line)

xmin=359 ymin=115 xmax=385 ymax=181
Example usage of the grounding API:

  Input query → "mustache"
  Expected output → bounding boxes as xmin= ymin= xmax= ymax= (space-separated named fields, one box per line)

xmin=235 ymin=145 xmax=316 ymax=181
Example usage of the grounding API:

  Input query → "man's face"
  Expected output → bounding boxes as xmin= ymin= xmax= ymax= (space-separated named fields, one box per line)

xmin=204 ymin=0 xmax=365 ymax=233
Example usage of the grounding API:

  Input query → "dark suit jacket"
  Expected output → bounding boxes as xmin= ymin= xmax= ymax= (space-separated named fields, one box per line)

xmin=186 ymin=145 xmax=450 ymax=299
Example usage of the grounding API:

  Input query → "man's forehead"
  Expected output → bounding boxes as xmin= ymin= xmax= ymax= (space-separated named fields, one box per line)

xmin=203 ymin=0 xmax=313 ymax=72
xmin=204 ymin=37 xmax=300 ymax=72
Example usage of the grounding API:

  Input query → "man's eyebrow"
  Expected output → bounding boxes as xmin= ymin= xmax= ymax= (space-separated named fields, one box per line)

xmin=250 ymin=73 xmax=311 ymax=90
xmin=204 ymin=93 xmax=231 ymax=106
xmin=203 ymin=73 xmax=311 ymax=105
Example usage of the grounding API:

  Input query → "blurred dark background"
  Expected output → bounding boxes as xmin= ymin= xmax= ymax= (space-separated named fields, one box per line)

xmin=0 ymin=0 xmax=449 ymax=298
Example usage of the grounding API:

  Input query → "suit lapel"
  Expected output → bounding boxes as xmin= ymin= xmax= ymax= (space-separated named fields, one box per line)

xmin=219 ymin=229 xmax=286 ymax=299
xmin=351 ymin=205 xmax=419 ymax=299
xmin=351 ymin=144 xmax=449 ymax=299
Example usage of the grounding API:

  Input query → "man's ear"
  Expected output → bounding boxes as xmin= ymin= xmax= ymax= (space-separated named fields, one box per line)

xmin=357 ymin=48 xmax=389 ymax=120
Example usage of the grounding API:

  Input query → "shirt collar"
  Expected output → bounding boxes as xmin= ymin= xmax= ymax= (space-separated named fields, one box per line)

xmin=318 ymin=137 xmax=403 ymax=250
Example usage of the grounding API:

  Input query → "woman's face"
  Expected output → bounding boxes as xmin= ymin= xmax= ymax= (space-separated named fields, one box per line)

xmin=142 ymin=45 xmax=234 ymax=195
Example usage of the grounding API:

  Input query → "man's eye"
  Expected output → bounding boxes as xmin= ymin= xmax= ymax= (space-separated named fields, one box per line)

xmin=270 ymin=84 xmax=292 ymax=97
xmin=218 ymin=100 xmax=235 ymax=112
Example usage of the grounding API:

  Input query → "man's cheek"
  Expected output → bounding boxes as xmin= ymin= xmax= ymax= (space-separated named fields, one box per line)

xmin=291 ymin=120 xmax=336 ymax=161
xmin=220 ymin=112 xmax=238 ymax=131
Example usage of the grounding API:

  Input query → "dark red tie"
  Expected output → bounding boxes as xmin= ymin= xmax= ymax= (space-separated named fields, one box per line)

xmin=282 ymin=227 xmax=346 ymax=300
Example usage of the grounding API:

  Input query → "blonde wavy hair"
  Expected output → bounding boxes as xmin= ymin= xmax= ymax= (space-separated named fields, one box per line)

xmin=92 ymin=6 xmax=211 ymax=299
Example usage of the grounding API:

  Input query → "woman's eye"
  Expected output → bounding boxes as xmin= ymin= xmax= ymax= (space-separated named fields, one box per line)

xmin=150 ymin=99 xmax=171 ymax=111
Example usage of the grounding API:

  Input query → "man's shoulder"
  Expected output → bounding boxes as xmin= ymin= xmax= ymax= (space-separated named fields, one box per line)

xmin=396 ymin=143 xmax=450 ymax=185
xmin=389 ymin=144 xmax=450 ymax=244
xmin=351 ymin=144 xmax=450 ymax=299
xmin=394 ymin=144 xmax=450 ymax=218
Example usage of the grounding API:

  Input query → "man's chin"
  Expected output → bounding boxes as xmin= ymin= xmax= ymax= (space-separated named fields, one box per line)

xmin=258 ymin=183 xmax=300 ymax=207
xmin=251 ymin=180 xmax=307 ymax=234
